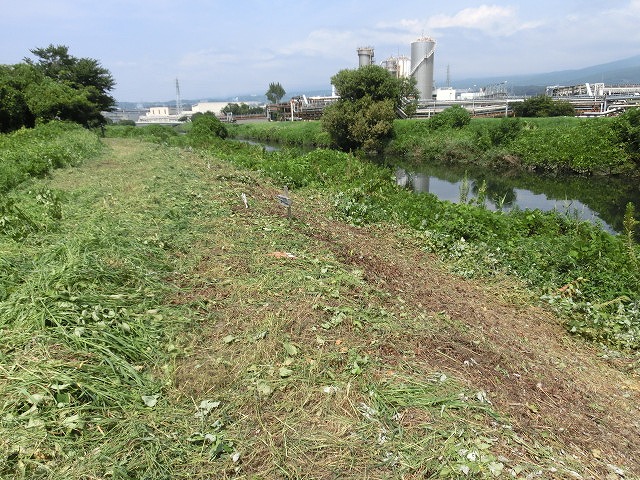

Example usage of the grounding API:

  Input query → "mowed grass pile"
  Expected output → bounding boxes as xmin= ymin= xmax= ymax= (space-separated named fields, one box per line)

xmin=2 ymin=132 xmax=587 ymax=478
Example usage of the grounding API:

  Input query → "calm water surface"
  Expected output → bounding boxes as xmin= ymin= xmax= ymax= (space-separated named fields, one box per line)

xmin=391 ymin=160 xmax=640 ymax=234
xmin=234 ymin=138 xmax=640 ymax=235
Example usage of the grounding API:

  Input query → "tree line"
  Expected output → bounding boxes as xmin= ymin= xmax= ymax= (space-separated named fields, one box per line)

xmin=0 ymin=44 xmax=115 ymax=133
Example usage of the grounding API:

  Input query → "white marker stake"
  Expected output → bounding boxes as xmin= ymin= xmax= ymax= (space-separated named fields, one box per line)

xmin=276 ymin=186 xmax=292 ymax=220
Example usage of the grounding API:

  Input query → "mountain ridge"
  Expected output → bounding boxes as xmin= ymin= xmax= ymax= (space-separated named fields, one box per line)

xmin=450 ymin=53 xmax=640 ymax=91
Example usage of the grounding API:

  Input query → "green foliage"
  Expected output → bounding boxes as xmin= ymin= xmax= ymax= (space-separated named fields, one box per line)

xmin=221 ymin=102 xmax=264 ymax=115
xmin=322 ymin=65 xmax=411 ymax=153
xmin=611 ymin=107 xmax=640 ymax=165
xmin=227 ymin=121 xmax=331 ymax=148
xmin=265 ymin=82 xmax=286 ymax=104
xmin=476 ymin=117 xmax=525 ymax=148
xmin=623 ymin=202 xmax=638 ymax=266
xmin=513 ymin=95 xmax=576 ymax=117
xmin=0 ymin=64 xmax=38 ymax=132
xmin=390 ymin=116 xmax=635 ymax=175
xmin=510 ymin=119 xmax=626 ymax=173
xmin=429 ymin=105 xmax=471 ymax=130
xmin=330 ymin=65 xmax=416 ymax=109
xmin=105 ymin=124 xmax=179 ymax=144
xmin=0 ymin=44 xmax=115 ymax=132
xmin=187 ymin=112 xmax=228 ymax=146
xmin=322 ymin=96 xmax=396 ymax=153
xmin=0 ymin=121 xmax=103 ymax=193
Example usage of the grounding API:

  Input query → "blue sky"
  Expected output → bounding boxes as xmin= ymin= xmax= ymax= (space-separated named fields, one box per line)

xmin=2 ymin=1 xmax=640 ymax=102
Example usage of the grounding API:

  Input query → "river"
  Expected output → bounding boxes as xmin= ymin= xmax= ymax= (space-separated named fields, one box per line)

xmin=387 ymin=159 xmax=640 ymax=235
xmin=233 ymin=139 xmax=640 ymax=235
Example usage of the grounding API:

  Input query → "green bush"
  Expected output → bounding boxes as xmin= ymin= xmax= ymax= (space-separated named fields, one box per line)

xmin=187 ymin=112 xmax=228 ymax=146
xmin=513 ymin=95 xmax=576 ymax=117
xmin=429 ymin=105 xmax=471 ymax=130
xmin=612 ymin=107 xmax=640 ymax=166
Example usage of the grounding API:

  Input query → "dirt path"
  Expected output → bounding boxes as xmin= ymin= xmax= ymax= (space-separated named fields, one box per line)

xmin=313 ymin=222 xmax=639 ymax=474
xmin=170 ymin=150 xmax=639 ymax=478
xmin=257 ymin=184 xmax=640 ymax=477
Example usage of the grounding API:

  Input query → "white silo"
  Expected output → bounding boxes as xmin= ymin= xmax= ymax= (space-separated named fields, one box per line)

xmin=410 ymin=36 xmax=436 ymax=100
xmin=357 ymin=47 xmax=375 ymax=67
xmin=382 ymin=55 xmax=411 ymax=79
xmin=396 ymin=55 xmax=411 ymax=78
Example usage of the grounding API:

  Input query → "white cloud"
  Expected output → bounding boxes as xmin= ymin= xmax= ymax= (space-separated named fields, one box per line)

xmin=426 ymin=5 xmax=540 ymax=35
xmin=277 ymin=29 xmax=356 ymax=58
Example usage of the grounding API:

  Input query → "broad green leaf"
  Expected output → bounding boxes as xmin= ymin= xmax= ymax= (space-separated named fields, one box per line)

xmin=141 ymin=394 xmax=159 ymax=407
xmin=256 ymin=381 xmax=273 ymax=396
xmin=283 ymin=342 xmax=298 ymax=356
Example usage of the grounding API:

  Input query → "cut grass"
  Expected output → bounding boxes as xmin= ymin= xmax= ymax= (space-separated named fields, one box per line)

xmin=1 ymin=137 xmax=638 ymax=479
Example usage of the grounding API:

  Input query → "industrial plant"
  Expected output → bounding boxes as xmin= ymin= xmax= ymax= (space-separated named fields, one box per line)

xmin=107 ymin=34 xmax=640 ymax=125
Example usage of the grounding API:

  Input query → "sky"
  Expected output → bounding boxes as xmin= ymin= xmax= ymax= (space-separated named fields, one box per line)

xmin=2 ymin=0 xmax=640 ymax=103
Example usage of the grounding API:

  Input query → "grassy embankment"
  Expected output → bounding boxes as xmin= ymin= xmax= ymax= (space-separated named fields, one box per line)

xmin=229 ymin=116 xmax=635 ymax=176
xmin=1 ymin=123 xmax=639 ymax=478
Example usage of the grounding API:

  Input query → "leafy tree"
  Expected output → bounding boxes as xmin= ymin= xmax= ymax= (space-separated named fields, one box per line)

xmin=24 ymin=76 xmax=96 ymax=125
xmin=1 ymin=45 xmax=116 ymax=132
xmin=513 ymin=95 xmax=575 ymax=117
xmin=322 ymin=65 xmax=418 ymax=153
xmin=0 ymin=64 xmax=39 ymax=132
xmin=322 ymin=96 xmax=396 ymax=152
xmin=265 ymin=82 xmax=286 ymax=104
xmin=24 ymin=44 xmax=116 ymax=127
xmin=222 ymin=102 xmax=265 ymax=115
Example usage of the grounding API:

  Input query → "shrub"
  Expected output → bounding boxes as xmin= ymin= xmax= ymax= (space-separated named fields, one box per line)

xmin=429 ymin=105 xmax=471 ymax=130
xmin=187 ymin=112 xmax=228 ymax=146
xmin=513 ymin=95 xmax=576 ymax=117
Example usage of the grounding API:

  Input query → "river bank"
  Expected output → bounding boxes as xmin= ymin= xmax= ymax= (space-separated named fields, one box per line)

xmin=228 ymin=115 xmax=640 ymax=176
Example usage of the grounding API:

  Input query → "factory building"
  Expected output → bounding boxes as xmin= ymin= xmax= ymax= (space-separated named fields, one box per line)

xmin=381 ymin=55 xmax=411 ymax=79
xmin=359 ymin=36 xmax=436 ymax=100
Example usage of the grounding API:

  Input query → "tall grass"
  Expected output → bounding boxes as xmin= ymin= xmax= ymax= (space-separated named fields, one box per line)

xmin=0 ymin=121 xmax=103 ymax=192
xmin=227 ymin=121 xmax=331 ymax=148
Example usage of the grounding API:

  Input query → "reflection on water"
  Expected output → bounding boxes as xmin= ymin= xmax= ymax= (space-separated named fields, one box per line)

xmin=393 ymin=163 xmax=640 ymax=235
xmin=229 ymin=138 xmax=639 ymax=235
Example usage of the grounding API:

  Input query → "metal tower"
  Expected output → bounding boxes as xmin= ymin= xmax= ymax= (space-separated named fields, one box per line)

xmin=175 ymin=78 xmax=182 ymax=115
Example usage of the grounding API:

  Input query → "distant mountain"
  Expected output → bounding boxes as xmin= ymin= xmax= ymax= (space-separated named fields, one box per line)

xmin=451 ymin=54 xmax=640 ymax=92
xmin=115 ymin=88 xmax=334 ymax=110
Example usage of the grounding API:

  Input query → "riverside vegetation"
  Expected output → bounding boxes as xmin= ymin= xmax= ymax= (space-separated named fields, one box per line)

xmin=1 ymin=119 xmax=639 ymax=478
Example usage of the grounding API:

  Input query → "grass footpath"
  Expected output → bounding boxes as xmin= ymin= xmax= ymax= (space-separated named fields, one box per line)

xmin=1 ymin=138 xmax=639 ymax=479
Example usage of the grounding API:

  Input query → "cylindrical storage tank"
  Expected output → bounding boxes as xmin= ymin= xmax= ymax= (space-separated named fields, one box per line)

xmin=397 ymin=55 xmax=411 ymax=78
xmin=382 ymin=57 xmax=398 ymax=77
xmin=357 ymin=47 xmax=374 ymax=67
xmin=410 ymin=37 xmax=436 ymax=100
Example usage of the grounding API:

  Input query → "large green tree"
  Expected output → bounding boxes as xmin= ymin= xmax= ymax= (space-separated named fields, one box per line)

xmin=0 ymin=64 xmax=39 ymax=132
xmin=321 ymin=65 xmax=417 ymax=153
xmin=0 ymin=44 xmax=116 ymax=132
